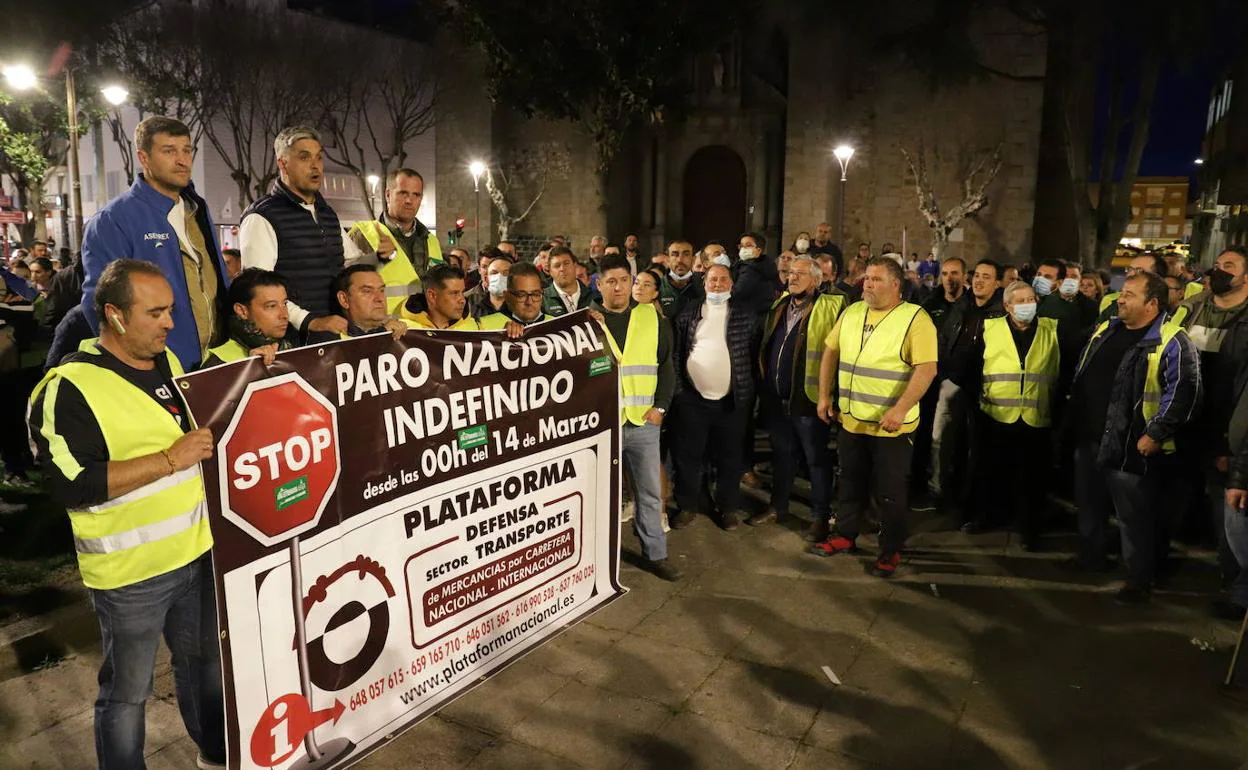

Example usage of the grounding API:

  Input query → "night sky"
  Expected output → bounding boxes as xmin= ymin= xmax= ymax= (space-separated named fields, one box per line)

xmin=1138 ymin=66 xmax=1212 ymax=181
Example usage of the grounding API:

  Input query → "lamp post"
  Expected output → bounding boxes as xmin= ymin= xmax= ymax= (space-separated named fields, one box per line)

xmin=833 ymin=145 xmax=855 ymax=250
xmin=469 ymin=160 xmax=485 ymax=255
xmin=366 ymin=173 xmax=380 ymax=219
xmin=2 ymin=64 xmax=125 ymax=251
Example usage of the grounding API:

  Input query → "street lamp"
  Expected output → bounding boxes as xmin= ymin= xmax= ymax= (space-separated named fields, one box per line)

xmin=2 ymin=62 xmax=88 ymax=250
xmin=1194 ymin=158 xmax=1205 ymax=165
xmin=100 ymin=85 xmax=128 ymax=106
xmin=469 ymin=160 xmax=486 ymax=254
xmin=833 ymin=145 xmax=855 ymax=249
xmin=366 ymin=173 xmax=380 ymax=218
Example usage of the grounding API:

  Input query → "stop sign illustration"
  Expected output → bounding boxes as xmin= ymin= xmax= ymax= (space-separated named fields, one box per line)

xmin=217 ymin=373 xmax=341 ymax=546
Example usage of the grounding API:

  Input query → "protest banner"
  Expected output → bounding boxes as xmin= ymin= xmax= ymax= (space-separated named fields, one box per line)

xmin=176 ymin=311 xmax=624 ymax=769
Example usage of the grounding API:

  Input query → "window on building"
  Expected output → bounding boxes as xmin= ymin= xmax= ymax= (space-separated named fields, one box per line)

xmin=1168 ymin=207 xmax=1181 ymax=217
xmin=1126 ymin=224 xmax=1139 ymax=235
xmin=1146 ymin=187 xmax=1165 ymax=203
xmin=1141 ymin=223 xmax=1162 ymax=239
xmin=1144 ymin=206 xmax=1163 ymax=220
xmin=1132 ymin=206 xmax=1141 ymax=217
xmin=1165 ymin=224 xmax=1180 ymax=236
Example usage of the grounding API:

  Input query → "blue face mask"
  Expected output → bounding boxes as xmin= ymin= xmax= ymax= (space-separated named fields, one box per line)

xmin=706 ymin=291 xmax=731 ymax=305
xmin=488 ymin=273 xmax=508 ymax=296
xmin=1032 ymin=276 xmax=1053 ymax=297
xmin=1011 ymin=302 xmax=1037 ymax=324
xmin=1059 ymin=277 xmax=1080 ymax=298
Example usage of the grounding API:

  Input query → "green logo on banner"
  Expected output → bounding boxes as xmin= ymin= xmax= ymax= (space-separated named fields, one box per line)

xmin=589 ymin=356 xmax=613 ymax=377
xmin=275 ymin=476 xmax=308 ymax=510
xmin=458 ymin=425 xmax=487 ymax=450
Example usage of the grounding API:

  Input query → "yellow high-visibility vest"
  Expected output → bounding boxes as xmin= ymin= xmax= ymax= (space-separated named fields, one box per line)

xmin=30 ymin=350 xmax=211 ymax=590
xmin=205 ymin=338 xmax=248 ymax=363
xmin=1082 ymin=320 xmax=1183 ymax=454
xmin=836 ymin=301 xmax=922 ymax=424
xmin=404 ymin=311 xmax=479 ymax=330
xmin=478 ymin=312 xmax=552 ymax=330
xmin=601 ymin=303 xmax=660 ymax=425
xmin=980 ymin=316 xmax=1060 ymax=427
xmin=1099 ymin=292 xmax=1119 ymax=313
xmin=1184 ymin=282 xmax=1203 ymax=299
xmin=351 ymin=220 xmax=444 ymax=313
xmin=803 ymin=294 xmax=847 ymax=404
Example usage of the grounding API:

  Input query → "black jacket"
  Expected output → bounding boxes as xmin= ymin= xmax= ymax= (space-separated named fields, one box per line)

xmin=730 ymin=255 xmax=780 ymax=319
xmin=1070 ymin=315 xmax=1202 ymax=475
xmin=938 ymin=289 xmax=1005 ymax=387
xmin=672 ymin=298 xmax=760 ymax=410
xmin=1177 ymin=291 xmax=1248 ymax=458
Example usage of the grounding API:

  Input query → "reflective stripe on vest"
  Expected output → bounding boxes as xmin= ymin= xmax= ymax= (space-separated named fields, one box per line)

xmin=1184 ymin=282 xmax=1203 ymax=299
xmin=29 ymin=357 xmax=212 ymax=590
xmin=1142 ymin=322 xmax=1183 ymax=454
xmin=980 ymin=316 xmax=1060 ymax=427
xmin=353 ymin=220 xmax=441 ymax=313
xmin=206 ymin=338 xmax=248 ymax=364
xmin=602 ymin=304 xmax=660 ymax=424
xmin=836 ymin=302 xmax=922 ymax=423
xmin=803 ymin=294 xmax=845 ymax=403
xmin=1099 ymin=292 xmax=1119 ymax=313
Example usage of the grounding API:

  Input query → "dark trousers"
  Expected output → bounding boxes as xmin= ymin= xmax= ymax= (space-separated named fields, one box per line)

xmin=763 ymin=395 xmax=832 ymax=521
xmin=973 ymin=413 xmax=1050 ymax=541
xmin=671 ymin=390 xmax=749 ymax=515
xmin=836 ymin=429 xmax=912 ymax=555
xmin=1074 ymin=441 xmax=1114 ymax=568
xmin=0 ymin=366 xmax=40 ymax=477
xmin=910 ymin=384 xmax=940 ymax=497
xmin=1106 ymin=467 xmax=1172 ymax=589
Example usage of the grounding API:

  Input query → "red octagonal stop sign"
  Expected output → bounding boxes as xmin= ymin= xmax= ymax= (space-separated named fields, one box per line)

xmin=216 ymin=373 xmax=341 ymax=547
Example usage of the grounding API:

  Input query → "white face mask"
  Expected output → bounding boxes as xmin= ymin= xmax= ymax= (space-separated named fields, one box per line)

xmin=712 ymin=254 xmax=732 ymax=268
xmin=488 ymin=273 xmax=508 ymax=296
xmin=1059 ymin=277 xmax=1080 ymax=298
xmin=669 ymin=269 xmax=693 ymax=281
xmin=795 ymin=238 xmax=810 ymax=253
xmin=1011 ymin=302 xmax=1037 ymax=324
xmin=738 ymin=247 xmax=758 ymax=261
xmin=706 ymin=291 xmax=731 ymax=305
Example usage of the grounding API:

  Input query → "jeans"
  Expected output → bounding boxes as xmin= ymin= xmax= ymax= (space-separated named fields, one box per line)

xmin=929 ymin=380 xmax=965 ymax=497
xmin=1074 ymin=442 xmax=1113 ymax=568
xmin=623 ymin=422 xmax=667 ymax=562
xmin=1224 ymin=501 xmax=1248 ymax=607
xmin=90 ymin=555 xmax=225 ymax=769
xmin=763 ymin=399 xmax=832 ymax=521
xmin=1106 ymin=469 xmax=1170 ymax=589
xmin=670 ymin=390 xmax=749 ymax=516
xmin=836 ymin=430 xmax=913 ymax=555
xmin=1208 ymin=469 xmax=1240 ymax=588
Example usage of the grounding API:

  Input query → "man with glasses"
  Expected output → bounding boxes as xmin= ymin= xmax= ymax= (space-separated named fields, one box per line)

xmin=479 ymin=262 xmax=552 ymax=328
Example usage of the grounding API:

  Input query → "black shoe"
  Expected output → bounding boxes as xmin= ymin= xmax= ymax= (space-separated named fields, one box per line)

xmin=745 ymin=509 xmax=776 ymax=527
xmin=1114 ymin=586 xmax=1151 ymax=606
xmin=669 ymin=510 xmax=697 ymax=530
xmin=648 ymin=559 xmax=681 ymax=582
xmin=804 ymin=519 xmax=831 ymax=543
xmin=960 ymin=519 xmax=986 ymax=535
xmin=719 ymin=511 xmax=741 ymax=531
xmin=1211 ymin=598 xmax=1247 ymax=621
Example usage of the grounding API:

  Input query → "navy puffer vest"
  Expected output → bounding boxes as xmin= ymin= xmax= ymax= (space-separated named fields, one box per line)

xmin=242 ymin=181 xmax=344 ymax=318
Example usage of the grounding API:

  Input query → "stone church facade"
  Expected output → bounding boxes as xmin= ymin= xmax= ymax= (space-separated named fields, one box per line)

xmin=436 ymin=9 xmax=1046 ymax=262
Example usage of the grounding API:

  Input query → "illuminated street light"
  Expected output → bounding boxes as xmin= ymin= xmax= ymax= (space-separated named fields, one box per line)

xmin=833 ymin=145 xmax=856 ymax=247
xmin=468 ymin=160 xmax=487 ymax=253
xmin=101 ymin=85 xmax=129 ymax=106
xmin=2 ymin=64 xmax=37 ymax=91
xmin=1194 ymin=158 xmax=1205 ymax=165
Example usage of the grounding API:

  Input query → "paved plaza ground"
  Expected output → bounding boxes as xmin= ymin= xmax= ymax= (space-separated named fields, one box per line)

xmin=1 ymin=496 xmax=1246 ymax=770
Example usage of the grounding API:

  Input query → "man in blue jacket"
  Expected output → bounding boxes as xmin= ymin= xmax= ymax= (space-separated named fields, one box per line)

xmin=1069 ymin=272 xmax=1202 ymax=605
xmin=81 ymin=116 xmax=229 ymax=372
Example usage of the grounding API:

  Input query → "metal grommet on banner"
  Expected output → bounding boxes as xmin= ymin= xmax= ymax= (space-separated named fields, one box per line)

xmin=179 ymin=381 xmax=190 ymax=390
xmin=426 ymin=331 xmax=434 ymax=337
xmin=220 ymin=630 xmax=227 ymax=640
xmin=317 ymin=348 xmax=325 ymax=356
xmin=612 ymin=459 xmax=619 ymax=465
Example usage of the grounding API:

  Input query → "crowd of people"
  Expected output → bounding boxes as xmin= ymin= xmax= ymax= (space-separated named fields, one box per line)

xmin=3 ymin=112 xmax=1248 ymax=766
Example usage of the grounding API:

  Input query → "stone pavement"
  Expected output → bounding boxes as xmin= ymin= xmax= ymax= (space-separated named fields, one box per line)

xmin=2 ymin=510 xmax=1247 ymax=770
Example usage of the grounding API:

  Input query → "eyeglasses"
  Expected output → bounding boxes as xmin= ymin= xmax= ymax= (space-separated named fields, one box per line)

xmin=508 ymin=290 xmax=543 ymax=301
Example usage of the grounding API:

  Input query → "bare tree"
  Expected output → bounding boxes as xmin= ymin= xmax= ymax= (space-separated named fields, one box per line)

xmin=900 ymin=141 xmax=1004 ymax=259
xmin=484 ymin=143 xmax=572 ymax=241
xmin=315 ymin=33 xmax=437 ymax=216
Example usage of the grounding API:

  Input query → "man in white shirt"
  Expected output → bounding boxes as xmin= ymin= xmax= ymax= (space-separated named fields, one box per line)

xmin=668 ymin=264 xmax=761 ymax=530
xmin=240 ymin=126 xmax=365 ymax=338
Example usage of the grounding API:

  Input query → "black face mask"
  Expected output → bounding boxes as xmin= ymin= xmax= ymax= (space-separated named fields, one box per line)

xmin=1209 ymin=268 xmax=1237 ymax=296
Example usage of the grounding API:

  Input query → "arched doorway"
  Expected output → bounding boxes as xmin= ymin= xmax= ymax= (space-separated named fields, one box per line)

xmin=682 ymin=146 xmax=747 ymax=250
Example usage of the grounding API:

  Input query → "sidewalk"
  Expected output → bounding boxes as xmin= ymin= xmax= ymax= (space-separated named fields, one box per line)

xmin=1 ymin=511 xmax=1246 ymax=769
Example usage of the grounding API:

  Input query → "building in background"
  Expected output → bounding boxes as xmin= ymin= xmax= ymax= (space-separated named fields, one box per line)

xmin=1192 ymin=65 xmax=1247 ymax=265
xmin=1112 ymin=177 xmax=1190 ymax=249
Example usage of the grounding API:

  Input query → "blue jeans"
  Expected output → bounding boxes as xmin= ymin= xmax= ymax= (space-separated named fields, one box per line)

xmin=89 ymin=555 xmax=225 ymax=769
xmin=764 ymin=404 xmax=832 ymax=522
xmin=623 ymin=423 xmax=667 ymax=562
xmin=1224 ymin=501 xmax=1248 ymax=607
xmin=1106 ymin=469 xmax=1170 ymax=589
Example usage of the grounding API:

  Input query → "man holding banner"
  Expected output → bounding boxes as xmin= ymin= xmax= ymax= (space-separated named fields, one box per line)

xmin=27 ymin=259 xmax=226 ymax=769
xmin=310 ymin=265 xmax=414 ymax=343
xmin=479 ymin=262 xmax=554 ymax=330
xmin=404 ymin=263 xmax=479 ymax=330
xmin=593 ymin=254 xmax=680 ymax=581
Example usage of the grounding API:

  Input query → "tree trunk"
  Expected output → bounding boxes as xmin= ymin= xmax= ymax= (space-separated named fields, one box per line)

xmin=497 ymin=218 xmax=512 ymax=242
xmin=233 ymin=172 xmax=252 ymax=212
xmin=29 ymin=179 xmax=47 ymax=242
xmin=930 ymin=231 xmax=948 ymax=261
xmin=16 ymin=184 xmax=34 ymax=245
xmin=588 ymin=166 xmax=609 ymax=247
